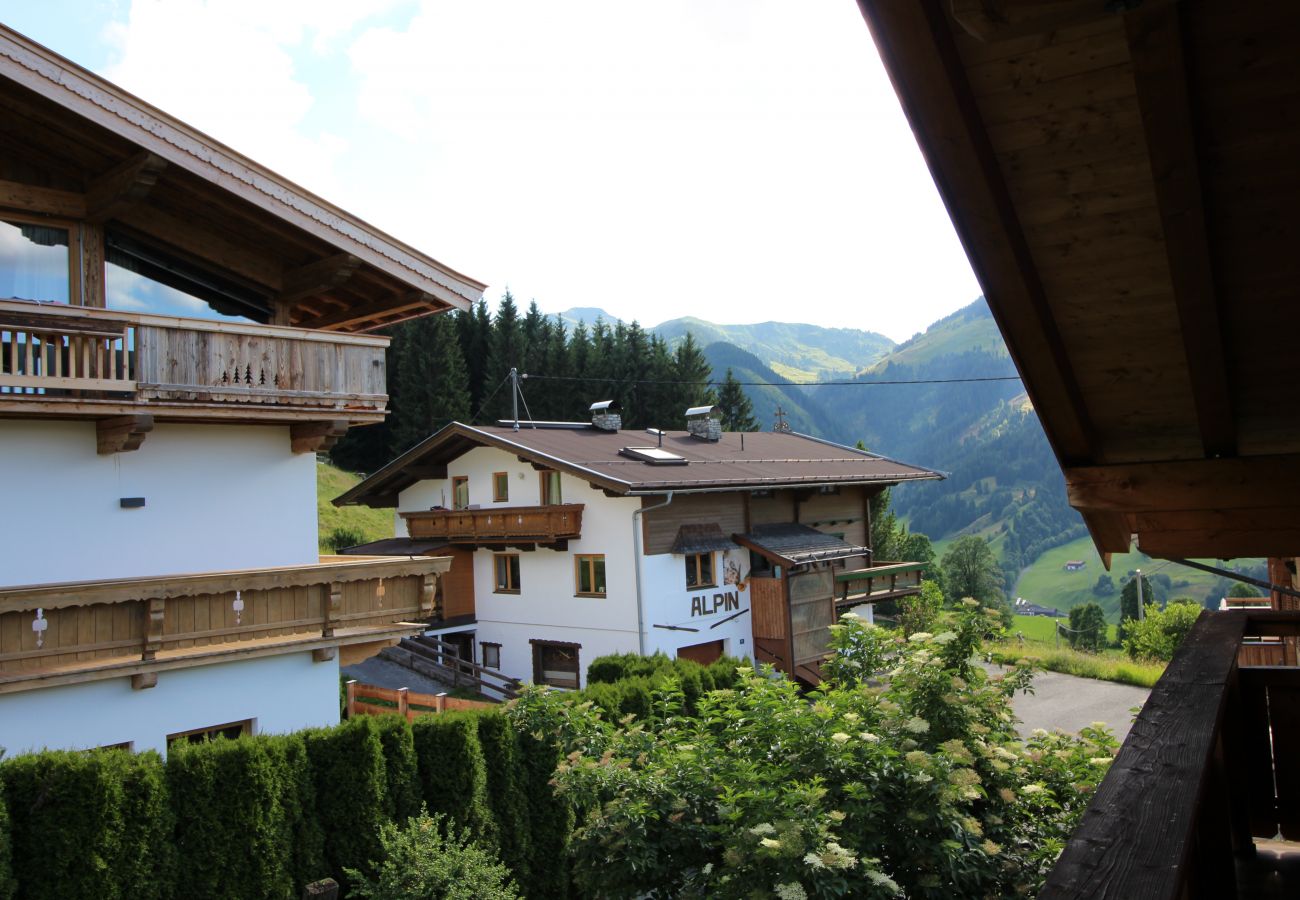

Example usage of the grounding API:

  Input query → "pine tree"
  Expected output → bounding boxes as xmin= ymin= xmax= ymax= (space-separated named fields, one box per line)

xmin=672 ymin=332 xmax=713 ymax=425
xmin=481 ymin=292 xmax=524 ymax=421
xmin=715 ymin=368 xmax=758 ymax=431
xmin=390 ymin=314 xmax=471 ymax=453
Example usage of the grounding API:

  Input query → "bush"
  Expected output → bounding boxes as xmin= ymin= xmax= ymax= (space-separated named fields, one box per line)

xmin=373 ymin=715 xmax=421 ymax=824
xmin=261 ymin=734 xmax=325 ymax=891
xmin=345 ymin=809 xmax=520 ymax=900
xmin=168 ymin=736 xmax=296 ymax=899
xmin=2 ymin=748 xmax=171 ymax=900
xmin=585 ymin=654 xmax=632 ymax=684
xmin=1125 ymin=601 xmax=1203 ymax=661
xmin=303 ymin=717 xmax=389 ymax=888
xmin=476 ymin=712 xmax=531 ymax=885
xmin=899 ymin=579 xmax=944 ymax=637
xmin=1067 ymin=601 xmax=1107 ymax=652
xmin=0 ymin=773 xmax=11 ymax=900
xmin=505 ymin=710 xmax=575 ymax=898
xmin=325 ymin=525 xmax=366 ymax=552
xmin=411 ymin=713 xmax=495 ymax=843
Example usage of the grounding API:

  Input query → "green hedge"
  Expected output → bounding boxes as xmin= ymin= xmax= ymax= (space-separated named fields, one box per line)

xmin=476 ymin=711 xmax=531 ymax=884
xmin=0 ymin=776 xmax=11 ymax=900
xmin=373 ymin=715 xmax=420 ymax=824
xmin=412 ymin=712 xmax=495 ymax=844
xmin=303 ymin=716 xmax=389 ymax=888
xmin=517 ymin=730 xmax=574 ymax=899
xmin=1 ymin=749 xmax=171 ymax=900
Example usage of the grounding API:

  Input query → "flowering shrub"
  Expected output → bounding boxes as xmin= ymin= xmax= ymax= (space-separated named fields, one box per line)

xmin=509 ymin=603 xmax=1116 ymax=898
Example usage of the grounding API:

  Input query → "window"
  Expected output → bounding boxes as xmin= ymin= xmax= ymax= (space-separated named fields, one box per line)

xmin=540 ymin=469 xmax=562 ymax=505
xmin=482 ymin=642 xmax=501 ymax=669
xmin=166 ymin=719 xmax=252 ymax=747
xmin=0 ymin=217 xmax=71 ymax=303
xmin=685 ymin=552 xmax=715 ymax=589
xmin=452 ymin=476 xmax=469 ymax=510
xmin=494 ymin=553 xmax=521 ymax=592
xmin=531 ymin=640 xmax=580 ymax=689
xmin=105 ymin=230 xmax=264 ymax=322
xmin=575 ymin=554 xmax=606 ymax=597
xmin=492 ymin=471 xmax=509 ymax=502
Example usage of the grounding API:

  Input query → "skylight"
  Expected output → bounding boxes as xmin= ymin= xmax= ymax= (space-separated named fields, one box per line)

xmin=619 ymin=446 xmax=688 ymax=466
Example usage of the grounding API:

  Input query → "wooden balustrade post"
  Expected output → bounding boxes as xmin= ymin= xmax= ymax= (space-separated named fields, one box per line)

xmin=345 ymin=679 xmax=357 ymax=718
xmin=435 ymin=692 xmax=446 ymax=714
xmin=397 ymin=687 xmax=410 ymax=722
xmin=323 ymin=582 xmax=342 ymax=637
xmin=143 ymin=597 xmax=165 ymax=660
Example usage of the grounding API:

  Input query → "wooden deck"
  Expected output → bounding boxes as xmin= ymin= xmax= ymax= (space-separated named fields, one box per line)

xmin=402 ymin=503 xmax=583 ymax=546
xmin=1041 ymin=609 xmax=1300 ymax=899
xmin=0 ymin=299 xmax=389 ymax=429
xmin=834 ymin=560 xmax=926 ymax=606
xmin=0 ymin=556 xmax=449 ymax=694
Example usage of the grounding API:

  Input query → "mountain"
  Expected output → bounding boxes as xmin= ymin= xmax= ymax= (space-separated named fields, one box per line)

xmin=701 ymin=342 xmax=837 ymax=436
xmin=655 ymin=318 xmax=895 ymax=382
xmin=555 ymin=307 xmax=624 ymax=332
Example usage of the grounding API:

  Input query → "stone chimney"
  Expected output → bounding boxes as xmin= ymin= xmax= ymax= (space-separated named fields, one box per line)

xmin=686 ymin=404 xmax=722 ymax=441
xmin=589 ymin=400 xmax=622 ymax=432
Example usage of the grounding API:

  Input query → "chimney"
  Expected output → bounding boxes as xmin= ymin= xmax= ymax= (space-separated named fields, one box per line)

xmin=589 ymin=400 xmax=622 ymax=432
xmin=685 ymin=404 xmax=722 ymax=441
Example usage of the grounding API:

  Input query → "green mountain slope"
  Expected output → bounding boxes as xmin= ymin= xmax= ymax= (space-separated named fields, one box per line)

xmin=656 ymin=317 xmax=895 ymax=381
xmin=701 ymin=341 xmax=838 ymax=436
xmin=865 ymin=301 xmax=1007 ymax=373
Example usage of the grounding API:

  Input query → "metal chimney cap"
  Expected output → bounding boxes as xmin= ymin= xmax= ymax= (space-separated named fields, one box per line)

xmin=589 ymin=400 xmax=621 ymax=413
xmin=685 ymin=404 xmax=719 ymax=418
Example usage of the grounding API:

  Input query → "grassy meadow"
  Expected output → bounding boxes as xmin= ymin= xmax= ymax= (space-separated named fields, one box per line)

xmin=992 ymin=614 xmax=1164 ymax=689
xmin=317 ymin=461 xmax=394 ymax=552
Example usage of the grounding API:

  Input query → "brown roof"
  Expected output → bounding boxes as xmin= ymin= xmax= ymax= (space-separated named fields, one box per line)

xmin=0 ymin=26 xmax=483 ymax=330
xmin=334 ymin=422 xmax=942 ymax=508
xmin=734 ymin=524 xmax=872 ymax=567
xmin=857 ymin=1 xmax=1300 ymax=561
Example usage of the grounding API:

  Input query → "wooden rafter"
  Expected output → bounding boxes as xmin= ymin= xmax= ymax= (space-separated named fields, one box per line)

xmin=1065 ymin=454 xmax=1300 ymax=514
xmin=0 ymin=178 xmax=85 ymax=218
xmin=86 ymin=151 xmax=167 ymax=224
xmin=96 ymin=414 xmax=153 ymax=455
xmin=290 ymin=420 xmax=350 ymax=455
xmin=115 ymin=206 xmax=283 ymax=289
xmin=277 ymin=253 xmax=362 ymax=307
xmin=859 ymin=0 xmax=1101 ymax=466
xmin=294 ymin=290 xmax=434 ymax=332
xmin=1125 ymin=3 xmax=1236 ymax=459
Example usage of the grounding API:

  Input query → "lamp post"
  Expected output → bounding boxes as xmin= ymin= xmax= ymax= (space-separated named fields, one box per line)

xmin=1136 ymin=569 xmax=1144 ymax=621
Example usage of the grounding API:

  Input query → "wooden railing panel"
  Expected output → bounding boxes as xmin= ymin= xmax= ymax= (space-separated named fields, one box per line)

xmin=749 ymin=577 xmax=786 ymax=640
xmin=403 ymin=504 xmax=584 ymax=543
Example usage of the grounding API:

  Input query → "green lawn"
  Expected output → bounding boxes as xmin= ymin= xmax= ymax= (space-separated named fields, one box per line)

xmin=317 ymin=462 xmax=394 ymax=552
xmin=993 ymin=615 xmax=1164 ymax=688
xmin=1012 ymin=536 xmax=1257 ymax=620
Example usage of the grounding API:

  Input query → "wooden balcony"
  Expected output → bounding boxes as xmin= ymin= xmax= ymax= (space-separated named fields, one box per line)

xmin=0 ymin=556 xmax=448 ymax=694
xmin=834 ymin=560 xmax=926 ymax=607
xmin=402 ymin=503 xmax=584 ymax=546
xmin=1041 ymin=609 xmax=1300 ymax=900
xmin=0 ymin=299 xmax=389 ymax=431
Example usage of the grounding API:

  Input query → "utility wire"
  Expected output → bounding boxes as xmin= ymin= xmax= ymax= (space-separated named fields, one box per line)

xmin=468 ymin=372 xmax=512 ymax=425
xmin=521 ymin=373 xmax=1022 ymax=388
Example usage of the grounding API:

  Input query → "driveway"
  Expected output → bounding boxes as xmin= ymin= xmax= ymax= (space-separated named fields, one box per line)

xmin=1000 ymin=666 xmax=1150 ymax=743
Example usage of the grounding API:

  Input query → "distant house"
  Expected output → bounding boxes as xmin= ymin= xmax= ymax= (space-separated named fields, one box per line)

xmin=1013 ymin=598 xmax=1066 ymax=619
xmin=0 ymin=26 xmax=482 ymax=755
xmin=1064 ymin=560 xmax=1087 ymax=571
xmin=334 ymin=403 xmax=941 ymax=688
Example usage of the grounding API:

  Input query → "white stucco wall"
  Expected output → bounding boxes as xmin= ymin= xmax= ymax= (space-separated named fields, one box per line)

xmin=0 ymin=420 xmax=317 ymax=586
xmin=0 ymin=651 xmax=340 ymax=757
xmin=640 ymin=547 xmax=756 ymax=663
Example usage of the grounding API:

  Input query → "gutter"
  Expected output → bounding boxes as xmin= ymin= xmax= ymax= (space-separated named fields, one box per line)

xmin=632 ymin=491 xmax=674 ymax=656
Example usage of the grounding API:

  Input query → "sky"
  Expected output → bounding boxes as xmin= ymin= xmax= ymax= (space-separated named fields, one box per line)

xmin=1 ymin=0 xmax=983 ymax=343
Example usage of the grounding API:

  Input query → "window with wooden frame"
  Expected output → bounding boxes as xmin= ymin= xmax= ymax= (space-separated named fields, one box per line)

xmin=481 ymin=642 xmax=501 ymax=670
xmin=166 ymin=719 xmax=252 ymax=747
xmin=492 ymin=471 xmax=509 ymax=502
xmin=685 ymin=552 xmax=715 ymax=589
xmin=0 ymin=215 xmax=75 ymax=305
xmin=531 ymin=639 xmax=580 ymax=689
xmin=452 ymin=475 xmax=469 ymax=510
xmin=574 ymin=554 xmax=606 ymax=597
xmin=494 ymin=553 xmax=521 ymax=593
xmin=539 ymin=468 xmax=562 ymax=505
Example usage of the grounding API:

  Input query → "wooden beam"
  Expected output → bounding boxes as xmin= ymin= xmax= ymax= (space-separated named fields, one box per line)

xmin=290 ymin=420 xmax=350 ymax=454
xmin=86 ymin=152 xmax=168 ymax=224
xmin=277 ymin=253 xmax=362 ymax=306
xmin=80 ymin=222 xmax=106 ymax=307
xmin=293 ymin=291 xmax=433 ymax=332
xmin=96 ymin=414 xmax=153 ymax=455
xmin=0 ymin=178 xmax=86 ymax=218
xmin=1134 ymin=508 xmax=1300 ymax=559
xmin=1081 ymin=510 xmax=1130 ymax=561
xmin=1067 ymin=455 xmax=1300 ymax=513
xmin=950 ymin=0 xmax=1109 ymax=42
xmin=114 ymin=208 xmax=284 ymax=290
xmin=1125 ymin=3 xmax=1236 ymax=460
xmin=858 ymin=0 xmax=1101 ymax=466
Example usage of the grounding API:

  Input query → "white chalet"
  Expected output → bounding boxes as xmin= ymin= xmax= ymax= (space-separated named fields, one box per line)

xmin=335 ymin=404 xmax=942 ymax=689
xmin=0 ymin=27 xmax=483 ymax=755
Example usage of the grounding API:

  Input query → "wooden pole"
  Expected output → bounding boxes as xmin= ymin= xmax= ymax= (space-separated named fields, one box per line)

xmin=345 ymin=679 xmax=357 ymax=719
xmin=397 ymin=686 xmax=409 ymax=722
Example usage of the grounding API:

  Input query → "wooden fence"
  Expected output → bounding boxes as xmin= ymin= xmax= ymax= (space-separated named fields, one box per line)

xmin=345 ymin=680 xmax=496 ymax=722
xmin=402 ymin=504 xmax=584 ymax=544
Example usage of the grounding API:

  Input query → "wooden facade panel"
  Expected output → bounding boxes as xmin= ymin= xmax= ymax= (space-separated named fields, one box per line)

xmin=441 ymin=548 xmax=476 ymax=619
xmin=964 ymin=30 xmax=1130 ymax=99
xmin=749 ymin=577 xmax=786 ymax=641
xmin=641 ymin=493 xmax=745 ymax=555
xmin=748 ymin=492 xmax=796 ymax=529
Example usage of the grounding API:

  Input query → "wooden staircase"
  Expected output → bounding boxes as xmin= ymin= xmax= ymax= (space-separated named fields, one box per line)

xmin=381 ymin=635 xmax=520 ymax=700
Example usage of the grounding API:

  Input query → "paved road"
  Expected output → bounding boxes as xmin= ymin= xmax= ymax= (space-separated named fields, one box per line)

xmin=998 ymin=666 xmax=1150 ymax=742
xmin=342 ymin=655 xmax=455 ymax=695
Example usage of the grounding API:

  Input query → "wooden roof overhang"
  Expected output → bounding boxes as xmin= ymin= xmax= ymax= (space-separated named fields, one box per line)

xmin=0 ymin=26 xmax=484 ymax=331
xmin=857 ymin=0 xmax=1300 ymax=563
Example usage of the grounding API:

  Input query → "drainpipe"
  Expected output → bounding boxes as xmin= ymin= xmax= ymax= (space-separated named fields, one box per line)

xmin=632 ymin=491 xmax=674 ymax=656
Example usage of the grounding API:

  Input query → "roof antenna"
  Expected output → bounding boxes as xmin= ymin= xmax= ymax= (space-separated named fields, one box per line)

xmin=773 ymin=406 xmax=791 ymax=433
xmin=510 ymin=367 xmax=520 ymax=432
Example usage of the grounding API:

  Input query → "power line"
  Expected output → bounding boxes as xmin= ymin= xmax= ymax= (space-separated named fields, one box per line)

xmin=520 ymin=373 xmax=1021 ymax=388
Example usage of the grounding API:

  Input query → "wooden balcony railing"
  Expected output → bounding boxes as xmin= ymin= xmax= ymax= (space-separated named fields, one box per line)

xmin=0 ymin=556 xmax=448 ymax=694
xmin=1041 ymin=609 xmax=1300 ymax=900
xmin=402 ymin=503 xmax=584 ymax=545
xmin=834 ymin=560 xmax=926 ymax=606
xmin=0 ymin=299 xmax=388 ymax=424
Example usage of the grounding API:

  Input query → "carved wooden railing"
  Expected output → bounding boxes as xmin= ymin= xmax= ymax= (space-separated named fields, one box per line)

xmin=834 ymin=560 xmax=926 ymax=605
xmin=0 ymin=556 xmax=448 ymax=692
xmin=402 ymin=504 xmax=584 ymax=544
xmin=1042 ymin=609 xmax=1300 ymax=899
xmin=0 ymin=299 xmax=387 ymax=415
